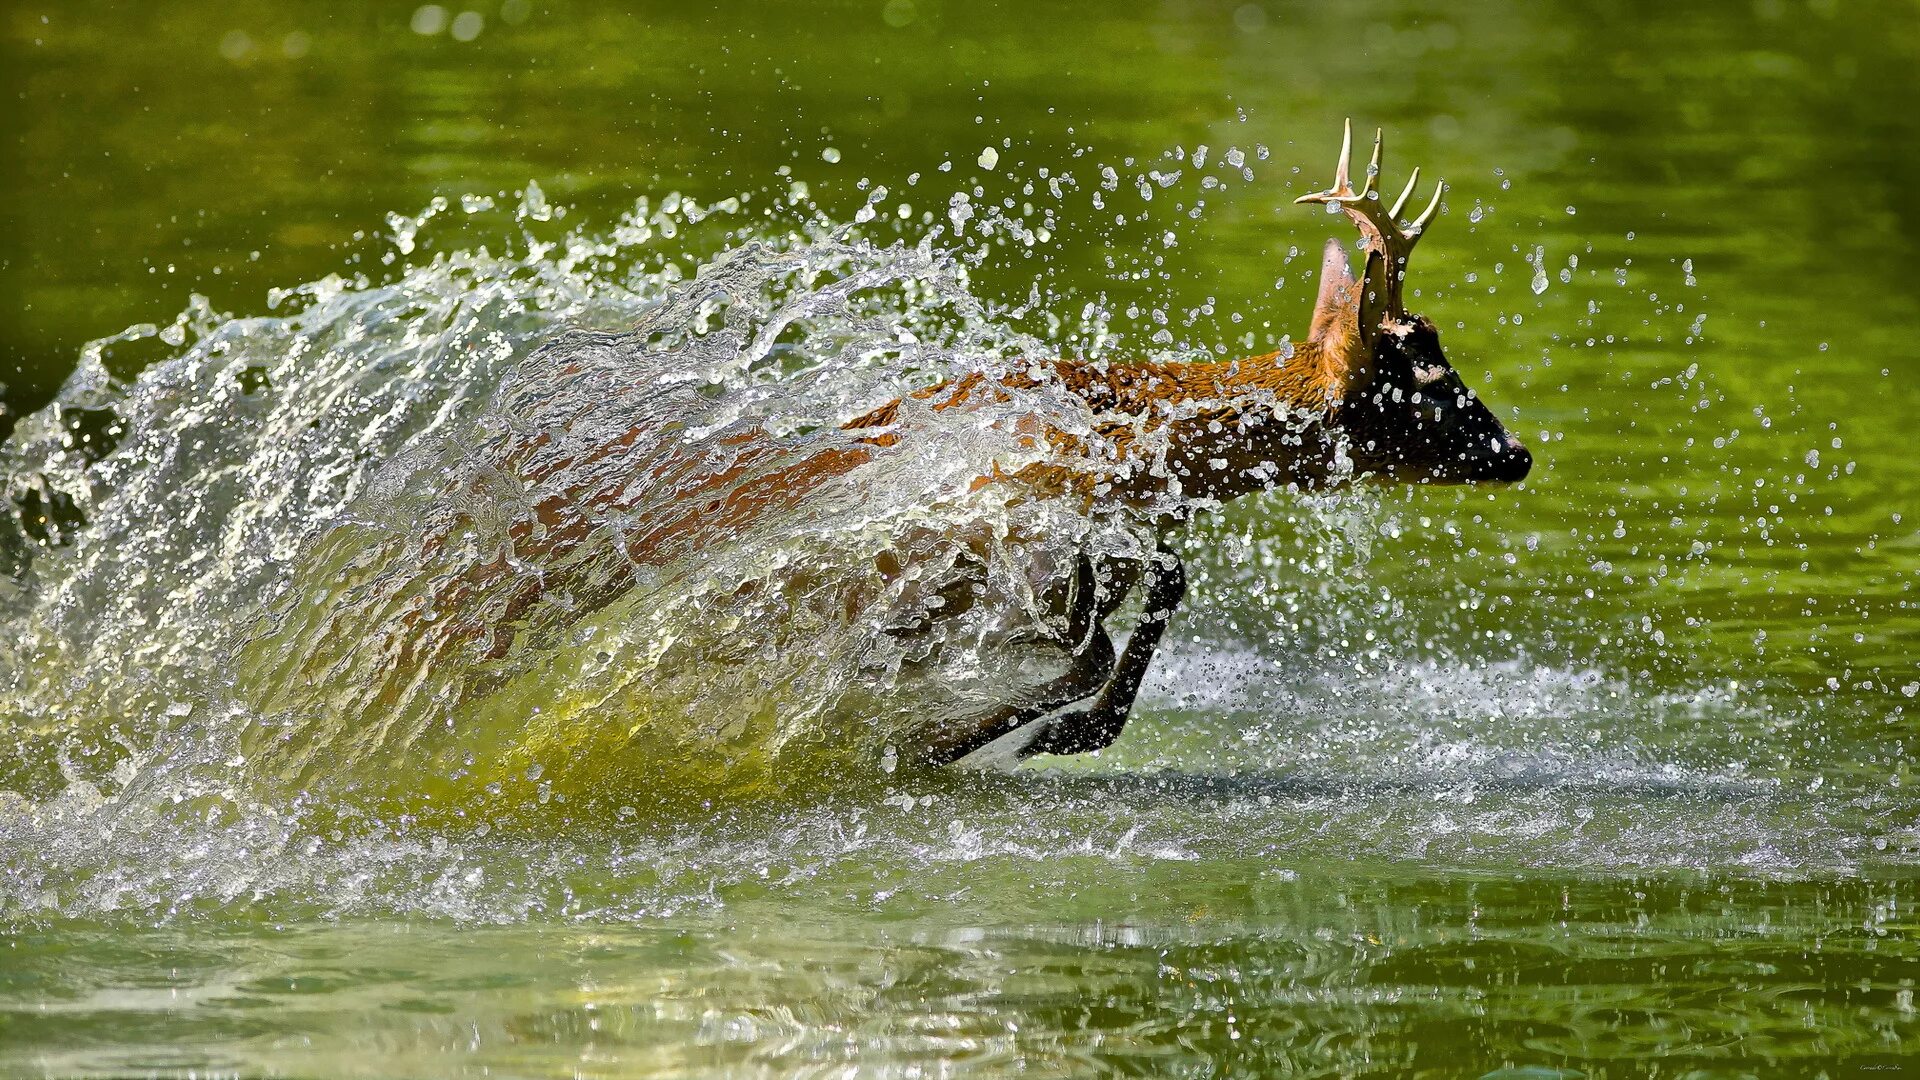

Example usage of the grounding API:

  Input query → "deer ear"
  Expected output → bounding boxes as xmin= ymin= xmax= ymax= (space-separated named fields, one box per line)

xmin=1306 ymin=237 xmax=1374 ymax=398
xmin=1307 ymin=238 xmax=1357 ymax=340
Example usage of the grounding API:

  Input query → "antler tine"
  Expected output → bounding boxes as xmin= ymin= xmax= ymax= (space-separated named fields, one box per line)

xmin=1336 ymin=118 xmax=1351 ymax=193
xmin=1407 ymin=178 xmax=1444 ymax=236
xmin=1332 ymin=117 xmax=1355 ymax=196
xmin=1391 ymin=171 xmax=1444 ymax=248
xmin=1389 ymin=167 xmax=1421 ymax=219
xmin=1362 ymin=127 xmax=1383 ymax=199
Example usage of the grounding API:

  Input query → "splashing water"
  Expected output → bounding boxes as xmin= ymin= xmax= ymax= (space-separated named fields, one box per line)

xmin=1 ymin=185 xmax=1197 ymax=845
xmin=1 ymin=152 xmax=1912 ymax=935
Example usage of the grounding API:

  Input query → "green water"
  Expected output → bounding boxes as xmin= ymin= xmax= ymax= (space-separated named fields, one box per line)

xmin=5 ymin=1 xmax=1920 ymax=1076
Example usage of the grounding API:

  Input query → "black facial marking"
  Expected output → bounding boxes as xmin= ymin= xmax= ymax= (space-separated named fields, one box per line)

xmin=1338 ymin=316 xmax=1531 ymax=485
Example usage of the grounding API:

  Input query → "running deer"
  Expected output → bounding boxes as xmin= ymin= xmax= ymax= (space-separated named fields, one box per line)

xmin=859 ymin=121 xmax=1533 ymax=764
xmin=242 ymin=123 xmax=1529 ymax=784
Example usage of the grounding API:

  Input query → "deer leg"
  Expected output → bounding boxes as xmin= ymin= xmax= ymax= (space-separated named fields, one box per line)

xmin=1021 ymin=546 xmax=1187 ymax=758
xmin=906 ymin=557 xmax=1117 ymax=767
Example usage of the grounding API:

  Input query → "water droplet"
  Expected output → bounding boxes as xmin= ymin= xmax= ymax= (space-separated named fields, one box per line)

xmin=410 ymin=4 xmax=448 ymax=34
xmin=881 ymin=0 xmax=916 ymax=27
xmin=218 ymin=29 xmax=254 ymax=62
xmin=449 ymin=10 xmax=483 ymax=40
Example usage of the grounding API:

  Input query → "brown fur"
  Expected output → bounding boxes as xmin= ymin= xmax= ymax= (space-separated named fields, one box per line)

xmin=841 ymin=265 xmax=1366 ymax=516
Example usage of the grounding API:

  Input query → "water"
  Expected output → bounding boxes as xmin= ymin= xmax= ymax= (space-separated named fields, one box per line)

xmin=4 ymin=1 xmax=1919 ymax=1075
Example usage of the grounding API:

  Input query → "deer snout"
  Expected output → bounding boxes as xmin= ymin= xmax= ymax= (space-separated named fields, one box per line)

xmin=1487 ymin=435 xmax=1532 ymax=483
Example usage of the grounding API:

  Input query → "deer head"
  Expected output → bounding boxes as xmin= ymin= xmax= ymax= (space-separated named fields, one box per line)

xmin=1295 ymin=121 xmax=1531 ymax=485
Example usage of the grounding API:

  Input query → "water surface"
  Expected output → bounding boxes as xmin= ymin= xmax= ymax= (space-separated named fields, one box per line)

xmin=3 ymin=1 xmax=1918 ymax=1075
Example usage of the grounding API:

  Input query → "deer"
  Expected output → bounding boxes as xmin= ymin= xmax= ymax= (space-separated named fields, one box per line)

xmin=236 ymin=122 xmax=1530 ymax=798
xmin=844 ymin=120 xmax=1534 ymax=765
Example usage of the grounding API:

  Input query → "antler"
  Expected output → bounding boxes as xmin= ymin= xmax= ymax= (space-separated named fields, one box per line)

xmin=1294 ymin=119 xmax=1444 ymax=330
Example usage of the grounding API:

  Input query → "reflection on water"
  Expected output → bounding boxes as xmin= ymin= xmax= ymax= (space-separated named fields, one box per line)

xmin=3 ymin=0 xmax=1919 ymax=1075
xmin=5 ymin=872 xmax=1915 ymax=1076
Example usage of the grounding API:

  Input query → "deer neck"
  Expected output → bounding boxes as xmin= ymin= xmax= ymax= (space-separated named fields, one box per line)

xmin=1070 ymin=343 xmax=1355 ymax=511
